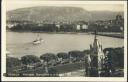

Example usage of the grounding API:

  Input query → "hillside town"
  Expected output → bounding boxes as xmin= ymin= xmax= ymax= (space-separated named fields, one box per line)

xmin=7 ymin=14 xmax=124 ymax=34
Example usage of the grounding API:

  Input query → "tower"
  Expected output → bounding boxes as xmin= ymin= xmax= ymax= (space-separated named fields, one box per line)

xmin=86 ymin=31 xmax=105 ymax=77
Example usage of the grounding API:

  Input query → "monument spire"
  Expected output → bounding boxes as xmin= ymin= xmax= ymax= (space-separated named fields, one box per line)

xmin=86 ymin=30 xmax=105 ymax=77
xmin=94 ymin=30 xmax=97 ymax=40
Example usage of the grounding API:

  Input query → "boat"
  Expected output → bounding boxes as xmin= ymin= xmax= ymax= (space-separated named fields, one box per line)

xmin=33 ymin=38 xmax=44 ymax=44
xmin=33 ymin=34 xmax=44 ymax=45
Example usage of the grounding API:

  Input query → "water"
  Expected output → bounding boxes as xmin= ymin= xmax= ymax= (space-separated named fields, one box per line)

xmin=6 ymin=32 xmax=124 ymax=58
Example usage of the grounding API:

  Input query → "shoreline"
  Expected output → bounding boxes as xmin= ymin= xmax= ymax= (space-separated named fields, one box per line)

xmin=7 ymin=30 xmax=124 ymax=39
xmin=96 ymin=32 xmax=124 ymax=39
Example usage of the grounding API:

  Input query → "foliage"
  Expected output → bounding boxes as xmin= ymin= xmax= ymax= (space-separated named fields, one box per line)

xmin=103 ymin=47 xmax=124 ymax=68
xmin=6 ymin=57 xmax=21 ymax=68
xmin=102 ymin=51 xmax=115 ymax=76
xmin=113 ymin=47 xmax=124 ymax=68
xmin=21 ymin=55 xmax=40 ymax=65
xmin=83 ymin=50 xmax=90 ymax=55
xmin=102 ymin=47 xmax=124 ymax=76
xmin=68 ymin=50 xmax=85 ymax=58
xmin=57 ymin=52 xmax=69 ymax=59
xmin=40 ymin=53 xmax=57 ymax=62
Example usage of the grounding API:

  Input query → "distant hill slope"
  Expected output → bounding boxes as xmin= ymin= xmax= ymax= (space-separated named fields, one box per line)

xmin=7 ymin=6 xmax=124 ymax=22
xmin=90 ymin=11 xmax=124 ymax=21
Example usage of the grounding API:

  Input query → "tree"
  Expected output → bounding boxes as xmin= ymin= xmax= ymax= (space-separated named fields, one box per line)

xmin=57 ymin=52 xmax=69 ymax=59
xmin=6 ymin=57 xmax=21 ymax=68
xmin=103 ymin=47 xmax=124 ymax=68
xmin=114 ymin=47 xmax=124 ymax=68
xmin=40 ymin=53 xmax=57 ymax=73
xmin=40 ymin=53 xmax=57 ymax=62
xmin=83 ymin=50 xmax=90 ymax=55
xmin=68 ymin=50 xmax=85 ymax=63
xmin=102 ymin=49 xmax=115 ymax=77
xmin=21 ymin=55 xmax=40 ymax=65
xmin=68 ymin=50 xmax=85 ymax=58
xmin=6 ymin=57 xmax=22 ymax=73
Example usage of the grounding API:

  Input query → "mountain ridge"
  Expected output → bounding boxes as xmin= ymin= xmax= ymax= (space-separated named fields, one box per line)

xmin=7 ymin=6 xmax=124 ymax=22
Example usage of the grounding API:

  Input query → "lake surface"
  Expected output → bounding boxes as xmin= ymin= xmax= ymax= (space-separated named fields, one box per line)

xmin=6 ymin=32 xmax=124 ymax=58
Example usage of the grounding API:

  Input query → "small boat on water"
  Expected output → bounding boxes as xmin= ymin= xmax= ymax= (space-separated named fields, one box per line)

xmin=33 ymin=34 xmax=44 ymax=45
xmin=33 ymin=38 xmax=44 ymax=45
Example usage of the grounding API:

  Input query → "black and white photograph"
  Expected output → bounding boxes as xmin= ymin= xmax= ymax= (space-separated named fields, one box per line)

xmin=1 ymin=0 xmax=127 ymax=81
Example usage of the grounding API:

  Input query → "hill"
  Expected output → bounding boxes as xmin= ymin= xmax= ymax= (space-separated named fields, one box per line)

xmin=90 ymin=11 xmax=124 ymax=21
xmin=7 ymin=6 xmax=91 ymax=23
xmin=7 ymin=6 xmax=124 ymax=22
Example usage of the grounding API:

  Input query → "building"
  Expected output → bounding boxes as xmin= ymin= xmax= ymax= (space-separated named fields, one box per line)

xmin=86 ymin=31 xmax=105 ymax=77
xmin=76 ymin=25 xmax=81 ymax=30
xmin=76 ymin=24 xmax=88 ymax=32
xmin=82 ymin=24 xmax=88 ymax=30
xmin=115 ymin=14 xmax=123 ymax=25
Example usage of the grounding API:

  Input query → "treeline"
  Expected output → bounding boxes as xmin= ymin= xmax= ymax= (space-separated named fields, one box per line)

xmin=6 ymin=47 xmax=124 ymax=75
xmin=7 ymin=50 xmax=86 ymax=73
xmin=7 ymin=23 xmax=81 ymax=32
xmin=9 ymin=23 xmax=57 ymax=32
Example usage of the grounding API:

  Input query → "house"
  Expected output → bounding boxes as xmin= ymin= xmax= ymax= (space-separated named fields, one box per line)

xmin=82 ymin=24 xmax=88 ymax=30
xmin=74 ymin=21 xmax=88 ymax=32
xmin=76 ymin=25 xmax=81 ymax=30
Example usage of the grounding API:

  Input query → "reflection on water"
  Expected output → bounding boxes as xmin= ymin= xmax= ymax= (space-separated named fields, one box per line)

xmin=6 ymin=32 xmax=124 ymax=58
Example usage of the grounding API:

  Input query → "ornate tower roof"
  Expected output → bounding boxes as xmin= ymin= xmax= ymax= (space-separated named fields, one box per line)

xmin=90 ymin=31 xmax=103 ymax=55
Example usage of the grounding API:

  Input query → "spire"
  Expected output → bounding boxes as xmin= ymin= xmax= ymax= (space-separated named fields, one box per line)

xmin=94 ymin=30 xmax=97 ymax=40
xmin=87 ymin=30 xmax=105 ymax=77
xmin=93 ymin=30 xmax=98 ymax=53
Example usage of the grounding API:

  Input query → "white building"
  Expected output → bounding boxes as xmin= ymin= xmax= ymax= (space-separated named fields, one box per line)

xmin=76 ymin=25 xmax=81 ymax=30
xmin=76 ymin=23 xmax=88 ymax=31
xmin=56 ymin=24 xmax=60 ymax=29
xmin=82 ymin=24 xmax=88 ymax=29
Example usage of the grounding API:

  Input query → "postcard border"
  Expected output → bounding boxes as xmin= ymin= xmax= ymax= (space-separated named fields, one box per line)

xmin=1 ymin=0 xmax=127 ymax=81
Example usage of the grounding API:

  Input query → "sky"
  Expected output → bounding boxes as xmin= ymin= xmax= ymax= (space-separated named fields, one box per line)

xmin=5 ymin=0 xmax=124 ymax=12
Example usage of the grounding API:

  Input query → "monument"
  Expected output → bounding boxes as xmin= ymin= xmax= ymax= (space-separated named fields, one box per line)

xmin=86 ymin=31 xmax=105 ymax=77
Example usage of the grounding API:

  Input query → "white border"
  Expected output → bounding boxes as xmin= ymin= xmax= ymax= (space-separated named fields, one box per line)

xmin=1 ymin=1 xmax=127 ymax=81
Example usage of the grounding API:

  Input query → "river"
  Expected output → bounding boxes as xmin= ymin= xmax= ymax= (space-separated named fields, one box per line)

xmin=6 ymin=32 xmax=124 ymax=58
